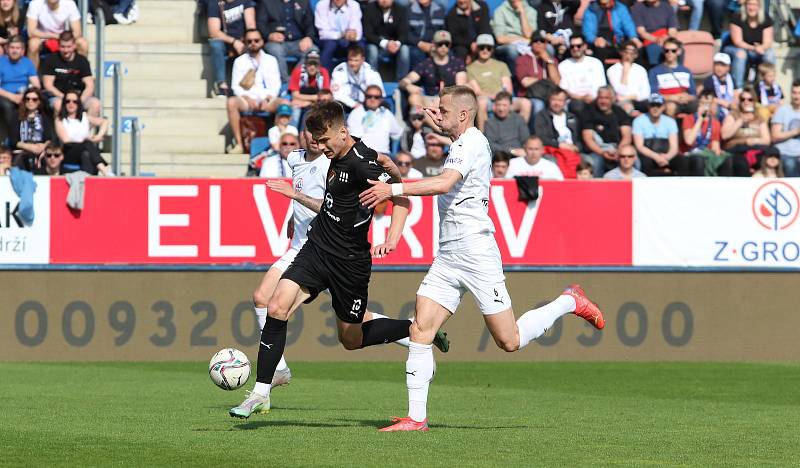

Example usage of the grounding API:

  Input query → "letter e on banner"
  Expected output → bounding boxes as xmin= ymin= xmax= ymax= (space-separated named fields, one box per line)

xmin=148 ymin=185 xmax=198 ymax=257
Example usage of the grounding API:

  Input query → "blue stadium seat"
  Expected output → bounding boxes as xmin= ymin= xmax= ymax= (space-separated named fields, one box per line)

xmin=383 ymin=81 xmax=398 ymax=113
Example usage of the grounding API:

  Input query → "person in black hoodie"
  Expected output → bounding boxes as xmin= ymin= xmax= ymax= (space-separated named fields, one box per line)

xmin=362 ymin=0 xmax=410 ymax=80
xmin=259 ymin=0 xmax=318 ymax=82
xmin=445 ymin=0 xmax=491 ymax=59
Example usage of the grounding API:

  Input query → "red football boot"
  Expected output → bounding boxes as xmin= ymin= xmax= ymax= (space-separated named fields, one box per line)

xmin=562 ymin=284 xmax=605 ymax=329
xmin=378 ymin=417 xmax=430 ymax=432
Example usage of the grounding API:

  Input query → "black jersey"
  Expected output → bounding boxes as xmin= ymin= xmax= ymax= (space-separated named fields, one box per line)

xmin=307 ymin=139 xmax=393 ymax=259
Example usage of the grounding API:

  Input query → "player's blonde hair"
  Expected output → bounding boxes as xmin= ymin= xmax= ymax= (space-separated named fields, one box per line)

xmin=440 ymin=85 xmax=478 ymax=123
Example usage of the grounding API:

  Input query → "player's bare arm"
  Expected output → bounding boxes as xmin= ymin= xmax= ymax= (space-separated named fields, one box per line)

xmin=266 ymin=179 xmax=323 ymax=213
xmin=372 ymin=195 xmax=410 ymax=258
xmin=359 ymin=169 xmax=463 ymax=209
xmin=376 ymin=153 xmax=403 ymax=182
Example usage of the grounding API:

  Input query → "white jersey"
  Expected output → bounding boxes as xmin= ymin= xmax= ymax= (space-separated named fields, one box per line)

xmin=287 ymin=149 xmax=330 ymax=250
xmin=438 ymin=127 xmax=495 ymax=244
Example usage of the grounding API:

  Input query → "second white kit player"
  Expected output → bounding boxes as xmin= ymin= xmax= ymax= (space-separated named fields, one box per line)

xmin=359 ymin=85 xmax=606 ymax=432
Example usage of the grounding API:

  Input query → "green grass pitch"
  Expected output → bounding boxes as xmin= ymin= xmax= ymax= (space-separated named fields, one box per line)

xmin=2 ymin=361 xmax=799 ymax=466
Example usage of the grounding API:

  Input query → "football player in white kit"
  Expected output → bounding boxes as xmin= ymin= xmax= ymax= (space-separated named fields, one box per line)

xmin=359 ymin=86 xmax=606 ymax=432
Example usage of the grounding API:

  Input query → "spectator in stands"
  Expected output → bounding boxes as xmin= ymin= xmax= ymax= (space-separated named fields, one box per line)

xmin=55 ymin=89 xmax=112 ymax=176
xmin=698 ymin=53 xmax=736 ymax=119
xmin=413 ymin=138 xmax=445 ymax=176
xmin=407 ymin=0 xmax=446 ymax=66
xmin=363 ymin=0 xmax=410 ymax=81
xmin=445 ymin=0 xmax=492 ymax=59
xmin=107 ymin=0 xmax=137 ymax=25
xmin=752 ymin=151 xmax=783 ymax=178
xmin=396 ymin=150 xmax=423 ymax=178
xmin=347 ymin=84 xmax=402 ymax=156
xmin=0 ymin=0 xmax=22 ymax=49
xmin=606 ymin=41 xmax=649 ymax=115
xmin=207 ymin=0 xmax=256 ymax=98
xmin=41 ymin=31 xmax=101 ymax=117
xmin=315 ymin=0 xmax=363 ymax=70
xmin=505 ymin=135 xmax=564 ymax=179
xmin=682 ymin=89 xmax=731 ymax=176
xmin=34 ymin=142 xmax=63 ymax=175
xmin=401 ymin=110 xmax=428 ymax=158
xmin=330 ymin=44 xmax=384 ymax=112
xmin=534 ymin=87 xmax=580 ymax=153
xmin=515 ymin=31 xmax=560 ymax=118
xmin=400 ymin=30 xmax=466 ymax=126
xmin=11 ymin=88 xmax=53 ymax=172
xmin=581 ymin=0 xmax=639 ymax=64
xmin=225 ymin=28 xmax=282 ymax=154
xmin=468 ymin=34 xmax=531 ymax=130
xmin=575 ymin=160 xmax=593 ymax=179
xmin=485 ymin=91 xmax=529 ymax=157
xmin=0 ymin=145 xmax=12 ymax=173
xmin=259 ymin=0 xmax=317 ymax=83
xmin=603 ymin=144 xmax=645 ymax=179
xmin=26 ymin=0 xmax=87 ymax=69
xmin=756 ymin=63 xmax=782 ymax=121
xmin=630 ymin=0 xmax=677 ymax=66
xmin=268 ymin=104 xmax=299 ymax=152
xmin=580 ymin=85 xmax=632 ymax=177
xmin=558 ymin=34 xmax=606 ymax=114
xmin=722 ymin=85 xmax=772 ymax=176
xmin=491 ymin=0 xmax=538 ymax=72
xmin=537 ymin=0 xmax=578 ymax=58
xmin=648 ymin=38 xmax=696 ymax=118
xmin=0 ymin=36 xmax=40 ymax=144
xmin=260 ymin=132 xmax=297 ymax=178
xmin=492 ymin=150 xmax=511 ymax=177
xmin=704 ymin=0 xmax=728 ymax=40
xmin=770 ymin=80 xmax=800 ymax=177
xmin=288 ymin=50 xmax=331 ymax=128
xmin=633 ymin=93 xmax=701 ymax=176
xmin=723 ymin=0 xmax=775 ymax=89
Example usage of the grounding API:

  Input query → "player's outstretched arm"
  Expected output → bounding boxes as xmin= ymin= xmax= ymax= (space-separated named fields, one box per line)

xmin=266 ymin=179 xmax=323 ymax=213
xmin=372 ymin=195 xmax=410 ymax=258
xmin=359 ymin=170 xmax=462 ymax=209
xmin=376 ymin=153 xmax=402 ymax=182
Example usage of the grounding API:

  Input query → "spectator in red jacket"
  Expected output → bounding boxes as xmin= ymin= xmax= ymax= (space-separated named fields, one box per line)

xmin=288 ymin=50 xmax=331 ymax=128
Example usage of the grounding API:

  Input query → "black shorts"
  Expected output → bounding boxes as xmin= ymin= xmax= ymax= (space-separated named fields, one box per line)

xmin=281 ymin=240 xmax=371 ymax=323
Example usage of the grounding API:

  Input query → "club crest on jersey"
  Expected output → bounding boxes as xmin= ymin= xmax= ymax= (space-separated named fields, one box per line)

xmin=378 ymin=172 xmax=391 ymax=182
xmin=294 ymin=178 xmax=303 ymax=191
xmin=310 ymin=166 xmax=318 ymax=174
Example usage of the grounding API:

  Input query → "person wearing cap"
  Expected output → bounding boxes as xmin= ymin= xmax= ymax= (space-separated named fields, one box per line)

xmin=363 ymin=0 xmax=411 ymax=81
xmin=698 ymin=53 xmax=737 ymax=119
xmin=491 ymin=0 xmax=538 ymax=73
xmin=581 ymin=0 xmax=639 ymax=64
xmin=288 ymin=50 xmax=331 ymax=127
xmin=258 ymin=0 xmax=318 ymax=83
xmin=314 ymin=0 xmax=364 ymax=70
xmin=467 ymin=33 xmax=531 ymax=130
xmin=445 ymin=0 xmax=492 ymax=59
xmin=399 ymin=29 xmax=466 ymax=128
xmin=407 ymin=0 xmax=447 ymax=66
xmin=557 ymin=34 xmax=606 ymax=115
xmin=647 ymin=37 xmax=696 ymax=118
xmin=515 ymin=31 xmax=560 ymax=119
xmin=268 ymin=104 xmax=300 ymax=152
xmin=330 ymin=44 xmax=385 ymax=112
xmin=346 ymin=84 xmax=403 ymax=156
xmin=633 ymin=93 xmax=701 ymax=176
xmin=606 ymin=40 xmax=650 ymax=115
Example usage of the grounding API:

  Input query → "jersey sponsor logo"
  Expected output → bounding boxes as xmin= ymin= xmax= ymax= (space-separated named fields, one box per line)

xmin=378 ymin=172 xmax=391 ymax=182
xmin=368 ymin=160 xmax=378 ymax=166
xmin=493 ymin=288 xmax=504 ymax=304
xmin=294 ymin=178 xmax=303 ymax=191
xmin=339 ymin=172 xmax=349 ymax=183
xmin=445 ymin=157 xmax=463 ymax=165
xmin=325 ymin=193 xmax=334 ymax=209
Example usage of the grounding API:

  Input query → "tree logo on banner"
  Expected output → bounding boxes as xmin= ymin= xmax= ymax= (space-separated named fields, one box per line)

xmin=752 ymin=181 xmax=799 ymax=231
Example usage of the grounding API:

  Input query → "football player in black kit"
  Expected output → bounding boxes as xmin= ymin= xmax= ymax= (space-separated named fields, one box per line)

xmin=232 ymin=102 xmax=416 ymax=418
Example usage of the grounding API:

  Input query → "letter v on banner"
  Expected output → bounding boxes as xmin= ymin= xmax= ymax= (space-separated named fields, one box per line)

xmin=252 ymin=184 xmax=293 ymax=256
xmin=491 ymin=185 xmax=542 ymax=257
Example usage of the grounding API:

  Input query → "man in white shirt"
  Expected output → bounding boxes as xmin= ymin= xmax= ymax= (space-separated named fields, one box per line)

xmin=359 ymin=85 xmax=604 ymax=432
xmin=606 ymin=41 xmax=650 ymax=114
xmin=557 ymin=34 xmax=606 ymax=114
xmin=330 ymin=44 xmax=385 ymax=112
xmin=26 ymin=0 xmax=87 ymax=68
xmin=504 ymin=135 xmax=564 ymax=180
xmin=347 ymin=85 xmax=402 ymax=156
xmin=226 ymin=29 xmax=283 ymax=154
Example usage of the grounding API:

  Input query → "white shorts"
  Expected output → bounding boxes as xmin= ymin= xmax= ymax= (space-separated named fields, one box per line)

xmin=271 ymin=247 xmax=300 ymax=273
xmin=416 ymin=233 xmax=511 ymax=315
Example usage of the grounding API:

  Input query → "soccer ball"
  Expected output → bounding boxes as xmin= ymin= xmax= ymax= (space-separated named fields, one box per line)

xmin=209 ymin=348 xmax=251 ymax=391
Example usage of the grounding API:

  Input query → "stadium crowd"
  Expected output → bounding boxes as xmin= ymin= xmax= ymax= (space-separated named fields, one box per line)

xmin=207 ymin=0 xmax=800 ymax=180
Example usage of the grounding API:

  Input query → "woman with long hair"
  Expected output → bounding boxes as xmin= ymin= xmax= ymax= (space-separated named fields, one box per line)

xmin=55 ymin=89 xmax=112 ymax=175
xmin=0 ymin=0 xmax=20 ymax=49
xmin=752 ymin=150 xmax=784 ymax=178
xmin=722 ymin=86 xmax=773 ymax=176
xmin=10 ymin=87 xmax=54 ymax=172
xmin=722 ymin=0 xmax=775 ymax=88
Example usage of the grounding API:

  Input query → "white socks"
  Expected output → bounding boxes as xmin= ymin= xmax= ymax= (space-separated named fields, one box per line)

xmin=368 ymin=312 xmax=411 ymax=348
xmin=255 ymin=306 xmax=268 ymax=331
xmin=406 ymin=341 xmax=434 ymax=422
xmin=253 ymin=382 xmax=271 ymax=396
xmin=516 ymin=294 xmax=576 ymax=349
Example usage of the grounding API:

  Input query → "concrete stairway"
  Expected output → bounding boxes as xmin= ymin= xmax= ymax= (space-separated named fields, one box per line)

xmin=86 ymin=0 xmax=247 ymax=177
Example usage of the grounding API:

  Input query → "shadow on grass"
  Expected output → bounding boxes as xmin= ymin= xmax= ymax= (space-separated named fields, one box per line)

xmin=346 ymin=419 xmax=530 ymax=430
xmin=232 ymin=420 xmax=355 ymax=430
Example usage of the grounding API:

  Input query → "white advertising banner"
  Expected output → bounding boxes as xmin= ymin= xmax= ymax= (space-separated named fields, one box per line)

xmin=634 ymin=178 xmax=800 ymax=267
xmin=0 ymin=176 xmax=49 ymax=263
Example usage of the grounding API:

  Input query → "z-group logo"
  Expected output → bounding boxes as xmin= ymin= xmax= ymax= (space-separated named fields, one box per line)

xmin=751 ymin=181 xmax=799 ymax=231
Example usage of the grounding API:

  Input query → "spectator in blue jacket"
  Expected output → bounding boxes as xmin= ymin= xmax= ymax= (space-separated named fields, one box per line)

xmin=582 ymin=0 xmax=640 ymax=64
xmin=407 ymin=0 xmax=446 ymax=66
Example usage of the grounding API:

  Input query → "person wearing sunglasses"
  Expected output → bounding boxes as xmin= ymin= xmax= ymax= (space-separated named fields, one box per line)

xmin=467 ymin=34 xmax=531 ymax=130
xmin=33 ymin=142 xmax=64 ymax=176
xmin=10 ymin=87 xmax=54 ymax=172
xmin=721 ymin=85 xmax=772 ymax=176
xmin=346 ymin=84 xmax=402 ymax=157
xmin=515 ymin=31 xmax=560 ymax=120
xmin=602 ymin=144 xmax=646 ymax=179
xmin=226 ymin=28 xmax=283 ymax=154
xmin=395 ymin=150 xmax=423 ymax=178
xmin=206 ymin=0 xmax=256 ymax=98
xmin=259 ymin=132 xmax=298 ymax=178
xmin=647 ymin=37 xmax=697 ymax=118
xmin=41 ymin=31 xmax=100 ymax=118
xmin=55 ymin=89 xmax=112 ymax=176
xmin=633 ymin=93 xmax=701 ymax=176
xmin=444 ymin=0 xmax=492 ymax=59
xmin=630 ymin=0 xmax=678 ymax=66
xmin=557 ymin=34 xmax=606 ymax=115
xmin=400 ymin=111 xmax=428 ymax=159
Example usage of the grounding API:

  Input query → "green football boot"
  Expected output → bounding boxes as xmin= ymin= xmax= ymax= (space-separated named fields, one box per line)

xmin=229 ymin=390 xmax=270 ymax=419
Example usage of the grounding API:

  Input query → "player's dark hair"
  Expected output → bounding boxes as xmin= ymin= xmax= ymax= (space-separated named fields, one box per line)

xmin=305 ymin=101 xmax=346 ymax=136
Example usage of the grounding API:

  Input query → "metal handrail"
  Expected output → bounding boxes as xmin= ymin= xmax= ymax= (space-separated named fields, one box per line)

xmin=111 ymin=63 xmax=122 ymax=175
xmin=79 ymin=0 xmax=88 ymax=41
xmin=95 ymin=8 xmax=106 ymax=104
xmin=131 ymin=118 xmax=141 ymax=176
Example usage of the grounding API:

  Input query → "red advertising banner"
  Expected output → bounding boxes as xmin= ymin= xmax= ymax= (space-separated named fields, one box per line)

xmin=49 ymin=178 xmax=632 ymax=265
